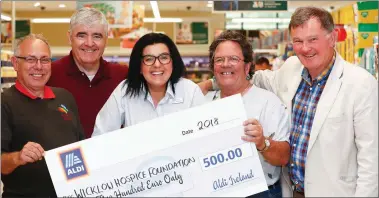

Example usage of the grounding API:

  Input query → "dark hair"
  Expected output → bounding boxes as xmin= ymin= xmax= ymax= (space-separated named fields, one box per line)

xmin=209 ymin=30 xmax=253 ymax=71
xmin=289 ymin=6 xmax=334 ymax=34
xmin=125 ymin=33 xmax=185 ymax=98
xmin=255 ymin=57 xmax=270 ymax=65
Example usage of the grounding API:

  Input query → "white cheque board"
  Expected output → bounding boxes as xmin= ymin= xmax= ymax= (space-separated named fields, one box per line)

xmin=45 ymin=94 xmax=268 ymax=197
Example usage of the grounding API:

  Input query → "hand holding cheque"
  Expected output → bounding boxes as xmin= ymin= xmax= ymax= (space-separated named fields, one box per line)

xmin=242 ymin=119 xmax=266 ymax=151
xmin=45 ymin=94 xmax=268 ymax=197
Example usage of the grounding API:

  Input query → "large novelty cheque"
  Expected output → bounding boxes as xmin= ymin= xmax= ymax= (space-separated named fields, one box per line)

xmin=45 ymin=94 xmax=268 ymax=197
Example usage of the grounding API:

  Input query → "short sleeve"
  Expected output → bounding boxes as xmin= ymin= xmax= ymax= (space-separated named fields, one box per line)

xmin=261 ymin=95 xmax=290 ymax=142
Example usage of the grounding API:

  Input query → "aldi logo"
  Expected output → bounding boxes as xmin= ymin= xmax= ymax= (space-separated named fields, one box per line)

xmin=59 ymin=147 xmax=88 ymax=180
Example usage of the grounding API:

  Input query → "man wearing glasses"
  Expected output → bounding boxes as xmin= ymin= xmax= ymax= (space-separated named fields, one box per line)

xmin=204 ymin=30 xmax=290 ymax=198
xmin=199 ymin=6 xmax=378 ymax=197
xmin=47 ymin=7 xmax=129 ymax=138
xmin=1 ymin=34 xmax=85 ymax=196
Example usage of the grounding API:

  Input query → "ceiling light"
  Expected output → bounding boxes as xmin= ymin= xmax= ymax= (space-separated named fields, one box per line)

xmin=232 ymin=18 xmax=291 ymax=23
xmin=208 ymin=1 xmax=213 ymax=3
xmin=1 ymin=14 xmax=11 ymax=21
xmin=150 ymin=1 xmax=161 ymax=18
xmin=207 ymin=3 xmax=213 ymax=8
xmin=58 ymin=4 xmax=66 ymax=8
xmin=143 ymin=18 xmax=183 ymax=23
xmin=34 ymin=2 xmax=40 ymax=7
xmin=31 ymin=18 xmax=70 ymax=23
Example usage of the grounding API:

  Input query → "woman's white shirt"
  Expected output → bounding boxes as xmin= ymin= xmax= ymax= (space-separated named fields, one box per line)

xmin=92 ymin=78 xmax=205 ymax=137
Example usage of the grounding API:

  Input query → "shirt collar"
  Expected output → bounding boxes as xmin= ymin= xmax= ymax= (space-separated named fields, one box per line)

xmin=142 ymin=82 xmax=184 ymax=103
xmin=301 ymin=51 xmax=336 ymax=85
xmin=67 ymin=51 xmax=111 ymax=79
xmin=15 ymin=80 xmax=55 ymax=99
xmin=142 ymin=82 xmax=175 ymax=99
xmin=165 ymin=82 xmax=175 ymax=99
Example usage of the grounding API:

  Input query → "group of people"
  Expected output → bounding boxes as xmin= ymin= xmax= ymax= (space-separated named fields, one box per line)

xmin=1 ymin=6 xmax=377 ymax=198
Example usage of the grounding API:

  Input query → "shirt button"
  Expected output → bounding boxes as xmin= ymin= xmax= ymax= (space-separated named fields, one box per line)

xmin=295 ymin=180 xmax=299 ymax=184
xmin=89 ymin=85 xmax=92 ymax=88
xmin=293 ymin=144 xmax=296 ymax=147
xmin=318 ymin=83 xmax=320 ymax=86
xmin=310 ymin=87 xmax=313 ymax=91
xmin=291 ymin=163 xmax=294 ymax=167
xmin=304 ymin=106 xmax=307 ymax=109
xmin=82 ymin=73 xmax=85 ymax=76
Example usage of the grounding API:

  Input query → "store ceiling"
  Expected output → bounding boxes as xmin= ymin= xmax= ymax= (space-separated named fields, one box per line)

xmin=1 ymin=1 xmax=353 ymax=12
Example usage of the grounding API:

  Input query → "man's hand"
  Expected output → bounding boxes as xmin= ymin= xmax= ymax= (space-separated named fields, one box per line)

xmin=17 ymin=142 xmax=45 ymax=165
xmin=1 ymin=142 xmax=45 ymax=175
xmin=242 ymin=118 xmax=265 ymax=150
xmin=242 ymin=119 xmax=290 ymax=166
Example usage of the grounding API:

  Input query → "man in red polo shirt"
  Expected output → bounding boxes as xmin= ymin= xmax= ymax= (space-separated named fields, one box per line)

xmin=48 ymin=7 xmax=129 ymax=138
xmin=1 ymin=34 xmax=84 ymax=196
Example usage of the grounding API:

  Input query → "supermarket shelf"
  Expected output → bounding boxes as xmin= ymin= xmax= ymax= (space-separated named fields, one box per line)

xmin=1 ymin=66 xmax=16 ymax=78
xmin=0 ymin=46 xmax=211 ymax=57
xmin=254 ymin=49 xmax=279 ymax=54
xmin=1 ymin=46 xmax=279 ymax=57
xmin=186 ymin=67 xmax=211 ymax=72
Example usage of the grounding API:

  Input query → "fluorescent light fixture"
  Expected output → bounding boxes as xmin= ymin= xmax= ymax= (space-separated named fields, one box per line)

xmin=150 ymin=1 xmax=161 ymax=18
xmin=31 ymin=18 xmax=70 ymax=23
xmin=59 ymin=4 xmax=66 ymax=8
xmin=208 ymin=1 xmax=213 ymax=3
xmin=232 ymin=18 xmax=291 ymax=23
xmin=143 ymin=18 xmax=183 ymax=23
xmin=1 ymin=14 xmax=11 ymax=21
xmin=34 ymin=2 xmax=40 ymax=7
xmin=207 ymin=3 xmax=213 ymax=7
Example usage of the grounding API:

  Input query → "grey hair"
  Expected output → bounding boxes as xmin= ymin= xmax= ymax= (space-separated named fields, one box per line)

xmin=13 ymin=34 xmax=51 ymax=57
xmin=289 ymin=6 xmax=335 ymax=34
xmin=69 ymin=7 xmax=108 ymax=36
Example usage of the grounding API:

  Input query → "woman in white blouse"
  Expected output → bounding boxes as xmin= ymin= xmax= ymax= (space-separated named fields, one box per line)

xmin=92 ymin=33 xmax=205 ymax=136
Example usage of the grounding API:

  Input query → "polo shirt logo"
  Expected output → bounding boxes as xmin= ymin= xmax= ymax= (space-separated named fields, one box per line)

xmin=57 ymin=104 xmax=72 ymax=121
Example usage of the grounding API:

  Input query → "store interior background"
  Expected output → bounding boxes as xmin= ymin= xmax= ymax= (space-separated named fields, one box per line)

xmin=1 ymin=1 xmax=378 ymax=91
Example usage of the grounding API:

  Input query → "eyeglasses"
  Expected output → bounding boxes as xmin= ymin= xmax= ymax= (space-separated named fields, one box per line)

xmin=213 ymin=56 xmax=244 ymax=66
xmin=16 ymin=56 xmax=52 ymax=65
xmin=142 ymin=53 xmax=172 ymax=66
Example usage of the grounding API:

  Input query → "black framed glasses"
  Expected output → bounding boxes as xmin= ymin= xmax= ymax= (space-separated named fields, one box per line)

xmin=16 ymin=56 xmax=52 ymax=65
xmin=142 ymin=53 xmax=172 ymax=66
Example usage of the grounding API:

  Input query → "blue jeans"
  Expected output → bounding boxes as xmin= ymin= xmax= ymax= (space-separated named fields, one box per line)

xmin=247 ymin=180 xmax=282 ymax=198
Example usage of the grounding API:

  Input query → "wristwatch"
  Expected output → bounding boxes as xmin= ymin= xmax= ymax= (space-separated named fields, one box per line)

xmin=257 ymin=138 xmax=270 ymax=153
